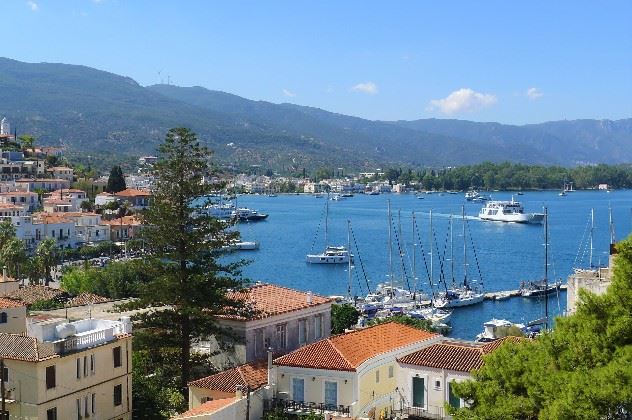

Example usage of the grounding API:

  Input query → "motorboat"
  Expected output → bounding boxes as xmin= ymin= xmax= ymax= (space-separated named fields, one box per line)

xmin=475 ymin=319 xmax=525 ymax=342
xmin=434 ymin=287 xmax=485 ymax=308
xmin=232 ymin=207 xmax=269 ymax=221
xmin=202 ymin=203 xmax=235 ymax=220
xmin=234 ymin=240 xmax=260 ymax=250
xmin=478 ymin=197 xmax=544 ymax=223
xmin=520 ymin=279 xmax=562 ymax=297
xmin=306 ymin=245 xmax=352 ymax=264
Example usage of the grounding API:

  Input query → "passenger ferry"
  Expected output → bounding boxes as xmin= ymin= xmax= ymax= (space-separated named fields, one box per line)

xmin=479 ymin=197 xmax=544 ymax=224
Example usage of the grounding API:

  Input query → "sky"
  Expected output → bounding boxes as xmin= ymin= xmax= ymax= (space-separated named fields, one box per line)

xmin=2 ymin=0 xmax=631 ymax=124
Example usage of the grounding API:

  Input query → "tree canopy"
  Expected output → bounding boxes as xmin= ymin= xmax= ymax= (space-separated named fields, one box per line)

xmin=449 ymin=236 xmax=632 ymax=419
xmin=106 ymin=165 xmax=126 ymax=193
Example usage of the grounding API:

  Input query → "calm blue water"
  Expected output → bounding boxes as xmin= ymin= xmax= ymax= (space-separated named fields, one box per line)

xmin=231 ymin=191 xmax=632 ymax=340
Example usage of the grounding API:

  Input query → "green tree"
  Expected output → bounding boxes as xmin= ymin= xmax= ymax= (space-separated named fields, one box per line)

xmin=449 ymin=236 xmax=632 ymax=419
xmin=0 ymin=237 xmax=27 ymax=279
xmin=368 ymin=315 xmax=435 ymax=332
xmin=36 ymin=238 xmax=58 ymax=286
xmin=106 ymin=165 xmax=127 ymax=193
xmin=331 ymin=304 xmax=360 ymax=334
xmin=0 ymin=219 xmax=16 ymax=245
xmin=124 ymin=127 xmax=249 ymax=398
xmin=18 ymin=134 xmax=35 ymax=154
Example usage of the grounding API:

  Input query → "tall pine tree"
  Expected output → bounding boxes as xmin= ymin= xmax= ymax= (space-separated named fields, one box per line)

xmin=127 ymin=128 xmax=250 ymax=397
xmin=106 ymin=165 xmax=126 ymax=193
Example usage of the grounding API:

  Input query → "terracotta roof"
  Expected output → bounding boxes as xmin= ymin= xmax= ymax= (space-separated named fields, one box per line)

xmin=0 ymin=297 xmax=24 ymax=309
xmin=189 ymin=360 xmax=268 ymax=393
xmin=67 ymin=293 xmax=111 ymax=307
xmin=0 ymin=333 xmax=59 ymax=362
xmin=49 ymin=189 xmax=85 ymax=195
xmin=0 ymin=191 xmax=37 ymax=196
xmin=0 ymin=204 xmax=24 ymax=209
xmin=5 ymin=285 xmax=66 ymax=305
xmin=115 ymin=188 xmax=152 ymax=197
xmin=102 ymin=215 xmax=143 ymax=226
xmin=173 ymin=398 xmax=236 ymax=419
xmin=274 ymin=322 xmax=439 ymax=372
xmin=398 ymin=337 xmax=523 ymax=372
xmin=224 ymin=284 xmax=331 ymax=320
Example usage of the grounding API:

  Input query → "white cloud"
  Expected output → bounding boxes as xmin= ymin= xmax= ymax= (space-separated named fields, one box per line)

xmin=27 ymin=1 xmax=38 ymax=11
xmin=282 ymin=89 xmax=296 ymax=98
xmin=526 ymin=87 xmax=544 ymax=100
xmin=427 ymin=88 xmax=497 ymax=115
xmin=351 ymin=81 xmax=378 ymax=95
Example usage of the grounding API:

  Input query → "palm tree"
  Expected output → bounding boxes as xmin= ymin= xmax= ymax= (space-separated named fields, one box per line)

xmin=0 ymin=238 xmax=27 ymax=281
xmin=36 ymin=238 xmax=58 ymax=286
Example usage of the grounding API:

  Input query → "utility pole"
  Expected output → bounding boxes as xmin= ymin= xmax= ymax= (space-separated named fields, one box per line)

xmin=1 ymin=358 xmax=6 ymax=420
xmin=245 ymin=385 xmax=250 ymax=420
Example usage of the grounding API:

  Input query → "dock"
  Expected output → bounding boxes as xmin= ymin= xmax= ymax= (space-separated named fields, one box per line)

xmin=484 ymin=284 xmax=567 ymax=301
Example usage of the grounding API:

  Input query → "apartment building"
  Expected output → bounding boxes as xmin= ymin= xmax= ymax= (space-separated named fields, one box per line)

xmin=0 ymin=307 xmax=133 ymax=420
xmin=46 ymin=166 xmax=74 ymax=182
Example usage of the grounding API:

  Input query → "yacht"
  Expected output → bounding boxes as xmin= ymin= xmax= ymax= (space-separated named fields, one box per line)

xmin=232 ymin=207 xmax=269 ymax=221
xmin=475 ymin=319 xmax=525 ymax=342
xmin=306 ymin=196 xmax=351 ymax=264
xmin=520 ymin=279 xmax=562 ymax=297
xmin=202 ymin=203 xmax=235 ymax=220
xmin=434 ymin=287 xmax=485 ymax=308
xmin=478 ymin=197 xmax=544 ymax=223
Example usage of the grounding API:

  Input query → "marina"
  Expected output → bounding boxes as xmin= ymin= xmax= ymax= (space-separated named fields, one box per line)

xmin=229 ymin=190 xmax=631 ymax=340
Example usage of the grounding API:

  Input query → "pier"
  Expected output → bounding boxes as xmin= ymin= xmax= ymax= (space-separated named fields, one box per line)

xmin=484 ymin=284 xmax=567 ymax=301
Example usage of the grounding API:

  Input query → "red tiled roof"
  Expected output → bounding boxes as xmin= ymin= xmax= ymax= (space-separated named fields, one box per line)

xmin=173 ymin=398 xmax=236 ymax=419
xmin=224 ymin=284 xmax=331 ymax=320
xmin=189 ymin=360 xmax=268 ymax=393
xmin=0 ymin=333 xmax=59 ymax=362
xmin=398 ymin=337 xmax=523 ymax=372
xmin=115 ymin=188 xmax=152 ymax=197
xmin=5 ymin=285 xmax=66 ymax=305
xmin=0 ymin=298 xmax=24 ymax=309
xmin=274 ymin=322 xmax=439 ymax=372
xmin=101 ymin=215 xmax=142 ymax=226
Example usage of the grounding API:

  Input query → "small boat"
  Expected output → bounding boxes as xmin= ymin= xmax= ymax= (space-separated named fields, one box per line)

xmin=479 ymin=197 xmax=544 ymax=224
xmin=341 ymin=193 xmax=354 ymax=198
xmin=268 ymin=194 xmax=277 ymax=197
xmin=234 ymin=240 xmax=260 ymax=250
xmin=330 ymin=193 xmax=344 ymax=201
xmin=516 ymin=191 xmax=524 ymax=196
xmin=494 ymin=291 xmax=513 ymax=300
xmin=367 ymin=190 xmax=380 ymax=196
xmin=232 ymin=207 xmax=268 ymax=221
xmin=520 ymin=279 xmax=562 ymax=297
xmin=559 ymin=191 xmax=567 ymax=197
xmin=475 ymin=319 xmax=525 ymax=342
xmin=306 ymin=196 xmax=351 ymax=264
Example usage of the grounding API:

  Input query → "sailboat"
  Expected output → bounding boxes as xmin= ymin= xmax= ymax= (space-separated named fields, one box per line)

xmin=520 ymin=207 xmax=562 ymax=298
xmin=306 ymin=194 xmax=352 ymax=264
xmin=434 ymin=207 xmax=485 ymax=308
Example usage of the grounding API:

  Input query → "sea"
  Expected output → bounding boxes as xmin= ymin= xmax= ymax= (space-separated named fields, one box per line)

xmin=230 ymin=190 xmax=632 ymax=340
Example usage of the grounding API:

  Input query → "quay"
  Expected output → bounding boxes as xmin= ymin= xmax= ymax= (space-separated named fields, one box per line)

xmin=484 ymin=284 xmax=567 ymax=301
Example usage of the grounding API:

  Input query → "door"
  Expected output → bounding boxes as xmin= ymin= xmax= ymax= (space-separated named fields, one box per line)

xmin=324 ymin=381 xmax=337 ymax=407
xmin=412 ymin=376 xmax=425 ymax=408
xmin=448 ymin=382 xmax=461 ymax=409
xmin=292 ymin=378 xmax=305 ymax=402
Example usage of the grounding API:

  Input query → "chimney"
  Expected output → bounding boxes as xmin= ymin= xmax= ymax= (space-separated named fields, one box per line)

xmin=235 ymin=385 xmax=243 ymax=399
xmin=2 ymin=266 xmax=6 ymax=282
xmin=306 ymin=291 xmax=312 ymax=305
xmin=267 ymin=348 xmax=274 ymax=386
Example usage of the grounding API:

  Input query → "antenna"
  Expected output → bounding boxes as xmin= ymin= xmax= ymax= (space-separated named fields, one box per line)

xmin=157 ymin=68 xmax=164 ymax=84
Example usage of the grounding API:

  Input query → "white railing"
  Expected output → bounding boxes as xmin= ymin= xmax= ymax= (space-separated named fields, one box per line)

xmin=60 ymin=327 xmax=114 ymax=352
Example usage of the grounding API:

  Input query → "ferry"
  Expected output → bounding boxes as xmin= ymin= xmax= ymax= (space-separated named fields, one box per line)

xmin=479 ymin=197 xmax=544 ymax=224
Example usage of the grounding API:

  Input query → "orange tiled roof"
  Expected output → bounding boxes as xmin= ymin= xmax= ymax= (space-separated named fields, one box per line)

xmin=101 ymin=215 xmax=142 ymax=226
xmin=5 ymin=285 xmax=66 ymax=305
xmin=274 ymin=322 xmax=439 ymax=372
xmin=224 ymin=283 xmax=331 ymax=320
xmin=398 ymin=337 xmax=523 ymax=372
xmin=0 ymin=297 xmax=24 ymax=309
xmin=173 ymin=398 xmax=236 ymax=419
xmin=0 ymin=333 xmax=59 ymax=362
xmin=189 ymin=360 xmax=268 ymax=393
xmin=115 ymin=188 xmax=152 ymax=197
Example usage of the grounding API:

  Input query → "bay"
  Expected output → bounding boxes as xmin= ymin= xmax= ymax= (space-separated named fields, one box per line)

xmin=230 ymin=190 xmax=632 ymax=340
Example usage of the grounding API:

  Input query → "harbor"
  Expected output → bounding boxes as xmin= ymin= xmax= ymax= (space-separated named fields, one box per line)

xmin=228 ymin=189 xmax=630 ymax=340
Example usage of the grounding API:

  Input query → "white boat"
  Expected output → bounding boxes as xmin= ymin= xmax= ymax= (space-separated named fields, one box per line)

xmin=234 ymin=240 xmax=260 ymax=250
xmin=202 ymin=203 xmax=235 ymax=220
xmin=520 ymin=279 xmax=562 ymax=297
xmin=232 ymin=207 xmax=268 ymax=221
xmin=306 ymin=196 xmax=351 ymax=264
xmin=478 ymin=197 xmax=544 ymax=224
xmin=475 ymin=319 xmax=525 ymax=342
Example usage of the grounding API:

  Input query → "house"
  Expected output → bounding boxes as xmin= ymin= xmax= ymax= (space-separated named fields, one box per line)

xmin=0 ymin=297 xmax=27 ymax=334
xmin=102 ymin=215 xmax=143 ymax=242
xmin=46 ymin=166 xmax=74 ymax=182
xmin=0 ymin=190 xmax=39 ymax=211
xmin=43 ymin=189 xmax=88 ymax=213
xmin=396 ymin=337 xmax=521 ymax=419
xmin=95 ymin=191 xmax=117 ymax=206
xmin=200 ymin=283 xmax=333 ymax=368
xmin=0 ymin=203 xmax=27 ymax=217
xmin=114 ymin=188 xmax=152 ymax=210
xmin=271 ymin=322 xmax=441 ymax=418
xmin=15 ymin=178 xmax=71 ymax=192
xmin=0 ymin=308 xmax=133 ymax=420
xmin=179 ymin=359 xmax=270 ymax=419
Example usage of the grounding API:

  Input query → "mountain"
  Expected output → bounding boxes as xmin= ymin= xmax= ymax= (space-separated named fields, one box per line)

xmin=0 ymin=58 xmax=629 ymax=170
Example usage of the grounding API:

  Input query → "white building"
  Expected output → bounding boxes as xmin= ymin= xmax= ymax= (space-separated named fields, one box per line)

xmin=0 ymin=117 xmax=10 ymax=135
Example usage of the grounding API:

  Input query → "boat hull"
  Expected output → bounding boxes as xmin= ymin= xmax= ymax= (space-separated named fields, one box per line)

xmin=306 ymin=254 xmax=351 ymax=264
xmin=433 ymin=293 xmax=485 ymax=308
xmin=479 ymin=213 xmax=544 ymax=224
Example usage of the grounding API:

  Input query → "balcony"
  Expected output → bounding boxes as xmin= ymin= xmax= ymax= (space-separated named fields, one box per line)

xmin=264 ymin=398 xmax=351 ymax=417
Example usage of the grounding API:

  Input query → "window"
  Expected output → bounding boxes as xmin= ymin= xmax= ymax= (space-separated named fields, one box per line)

xmin=314 ymin=315 xmax=323 ymax=339
xmin=388 ymin=365 xmax=394 ymax=378
xmin=84 ymin=396 xmax=89 ymax=418
xmin=324 ymin=381 xmax=338 ymax=407
xmin=448 ymin=382 xmax=461 ymax=409
xmin=113 ymin=384 xmax=122 ymax=406
xmin=91 ymin=393 xmax=96 ymax=414
xmin=0 ymin=312 xmax=6 ymax=323
xmin=0 ymin=409 xmax=8 ymax=420
xmin=46 ymin=407 xmax=57 ymax=420
xmin=76 ymin=398 xmax=81 ymax=419
xmin=46 ymin=365 xmax=56 ymax=389
xmin=254 ymin=329 xmax=264 ymax=356
xmin=113 ymin=346 xmax=122 ymax=368
xmin=291 ymin=378 xmax=304 ymax=402
xmin=264 ymin=336 xmax=271 ymax=350
xmin=412 ymin=377 xmax=425 ymax=408
xmin=276 ymin=324 xmax=287 ymax=349
xmin=298 ymin=319 xmax=307 ymax=345
xmin=375 ymin=369 xmax=380 ymax=383
xmin=1 ymin=366 xmax=7 ymax=383
xmin=76 ymin=358 xmax=81 ymax=379
xmin=83 ymin=356 xmax=88 ymax=377
xmin=90 ymin=354 xmax=95 ymax=375
xmin=434 ymin=379 xmax=441 ymax=390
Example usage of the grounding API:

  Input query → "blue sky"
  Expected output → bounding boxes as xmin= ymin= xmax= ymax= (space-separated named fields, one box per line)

xmin=3 ymin=0 xmax=631 ymax=124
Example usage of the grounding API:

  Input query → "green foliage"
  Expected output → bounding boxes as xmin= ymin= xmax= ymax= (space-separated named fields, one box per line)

xmin=368 ymin=315 xmax=435 ymax=332
xmin=36 ymin=238 xmax=58 ymax=286
xmin=449 ymin=236 xmax=632 ymax=419
xmin=123 ymin=127 xmax=250 ymax=397
xmin=60 ymin=260 xmax=148 ymax=298
xmin=28 ymin=298 xmax=65 ymax=311
xmin=106 ymin=165 xmax=127 ymax=193
xmin=331 ymin=304 xmax=360 ymax=334
xmin=0 ymin=237 xmax=27 ymax=278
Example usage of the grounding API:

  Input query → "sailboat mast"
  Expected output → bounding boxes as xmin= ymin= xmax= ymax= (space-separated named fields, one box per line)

xmin=450 ymin=214 xmax=455 ymax=288
xmin=388 ymin=200 xmax=393 ymax=299
xmin=544 ymin=206 xmax=549 ymax=331
xmin=589 ymin=208 xmax=594 ymax=268
xmin=609 ymin=203 xmax=615 ymax=245
xmin=412 ymin=211 xmax=417 ymax=297
xmin=462 ymin=205 xmax=467 ymax=289
xmin=429 ymin=209 xmax=433 ymax=296
xmin=347 ymin=220 xmax=352 ymax=300
xmin=325 ymin=193 xmax=329 ymax=246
